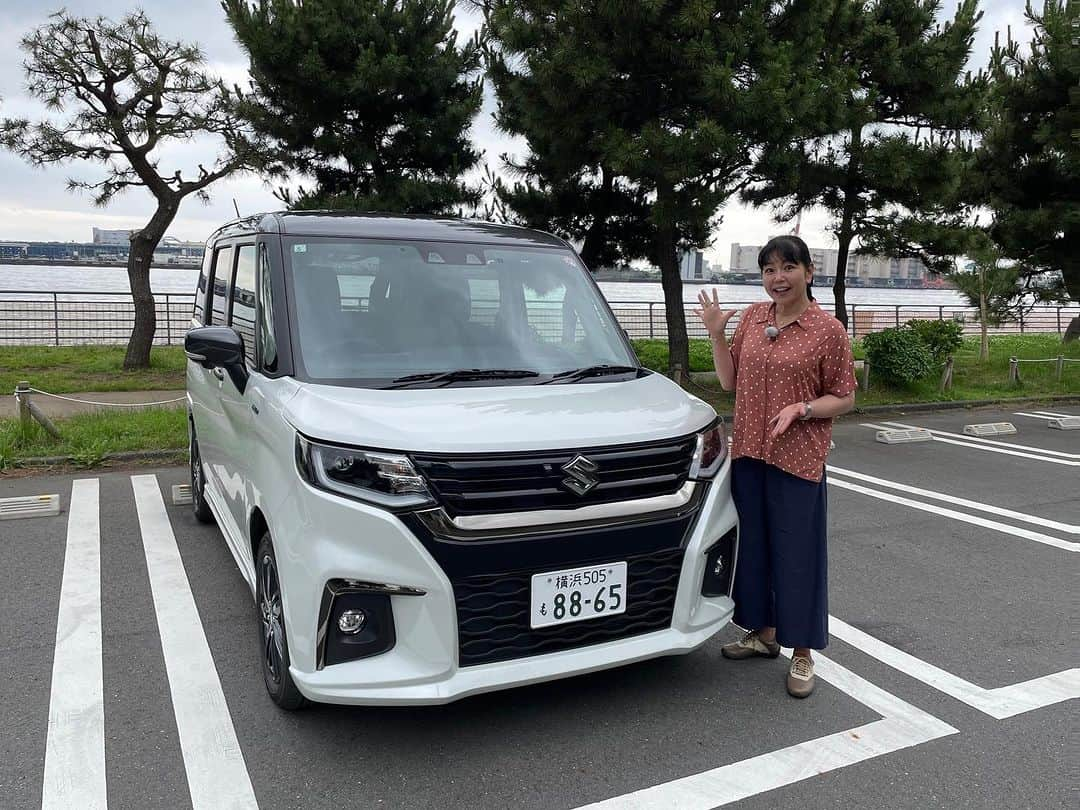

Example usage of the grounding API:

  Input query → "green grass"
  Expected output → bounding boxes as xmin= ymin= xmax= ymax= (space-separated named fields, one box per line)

xmin=0 ymin=345 xmax=186 ymax=395
xmin=633 ymin=334 xmax=1080 ymax=411
xmin=0 ymin=408 xmax=187 ymax=468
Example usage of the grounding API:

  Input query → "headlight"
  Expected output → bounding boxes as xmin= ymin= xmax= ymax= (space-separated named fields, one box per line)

xmin=689 ymin=420 xmax=727 ymax=480
xmin=296 ymin=435 xmax=434 ymax=509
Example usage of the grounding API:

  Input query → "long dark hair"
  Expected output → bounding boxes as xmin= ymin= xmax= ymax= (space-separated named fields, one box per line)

xmin=757 ymin=235 xmax=814 ymax=300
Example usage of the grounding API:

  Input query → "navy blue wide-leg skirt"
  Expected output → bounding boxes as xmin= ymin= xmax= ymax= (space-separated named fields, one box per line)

xmin=730 ymin=457 xmax=829 ymax=650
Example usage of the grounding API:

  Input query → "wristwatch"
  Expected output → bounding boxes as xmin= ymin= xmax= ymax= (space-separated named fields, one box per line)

xmin=800 ymin=401 xmax=814 ymax=420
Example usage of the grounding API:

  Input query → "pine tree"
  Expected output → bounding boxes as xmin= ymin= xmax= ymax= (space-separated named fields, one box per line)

xmin=744 ymin=0 xmax=983 ymax=327
xmin=862 ymin=2 xmax=1078 ymax=339
xmin=481 ymin=0 xmax=836 ymax=374
xmin=224 ymin=0 xmax=484 ymax=213
xmin=979 ymin=1 xmax=1078 ymax=339
xmin=0 ymin=11 xmax=266 ymax=369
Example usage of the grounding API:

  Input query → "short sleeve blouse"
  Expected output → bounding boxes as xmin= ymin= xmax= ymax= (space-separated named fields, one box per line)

xmin=728 ymin=301 xmax=856 ymax=482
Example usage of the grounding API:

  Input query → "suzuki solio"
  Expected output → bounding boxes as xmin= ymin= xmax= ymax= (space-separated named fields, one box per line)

xmin=184 ymin=212 xmax=737 ymax=708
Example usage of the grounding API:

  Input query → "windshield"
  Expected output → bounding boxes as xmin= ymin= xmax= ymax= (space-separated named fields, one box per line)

xmin=283 ymin=237 xmax=637 ymax=386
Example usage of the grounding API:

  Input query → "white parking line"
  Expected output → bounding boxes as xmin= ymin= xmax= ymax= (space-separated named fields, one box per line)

xmin=828 ymin=478 xmax=1078 ymax=552
xmin=42 ymin=479 xmax=106 ymax=810
xmin=1013 ymin=412 xmax=1061 ymax=421
xmin=1031 ymin=411 xmax=1073 ymax=417
xmin=829 ymin=617 xmax=1080 ymax=720
xmin=826 ymin=465 xmax=1080 ymax=535
xmin=574 ymin=650 xmax=957 ymax=809
xmin=861 ymin=421 xmax=1080 ymax=466
xmin=131 ymin=475 xmax=258 ymax=810
xmin=880 ymin=421 xmax=1080 ymax=460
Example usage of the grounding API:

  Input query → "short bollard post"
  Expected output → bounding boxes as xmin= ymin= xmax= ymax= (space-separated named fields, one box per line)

xmin=861 ymin=360 xmax=870 ymax=391
xmin=1057 ymin=355 xmax=1064 ymax=381
xmin=1008 ymin=356 xmax=1019 ymax=384
xmin=15 ymin=381 xmax=31 ymax=429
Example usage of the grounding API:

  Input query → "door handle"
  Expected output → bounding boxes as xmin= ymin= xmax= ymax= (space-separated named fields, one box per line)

xmin=212 ymin=367 xmax=225 ymax=381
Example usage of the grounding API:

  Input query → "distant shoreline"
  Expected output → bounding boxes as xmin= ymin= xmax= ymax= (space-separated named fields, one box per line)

xmin=0 ymin=258 xmax=197 ymax=271
xmin=1 ymin=259 xmax=955 ymax=292
xmin=590 ymin=272 xmax=951 ymax=291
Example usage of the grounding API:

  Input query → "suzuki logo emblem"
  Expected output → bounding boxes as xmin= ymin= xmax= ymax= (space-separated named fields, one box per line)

xmin=561 ymin=454 xmax=599 ymax=497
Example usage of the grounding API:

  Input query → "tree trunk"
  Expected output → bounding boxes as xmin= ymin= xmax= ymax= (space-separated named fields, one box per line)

xmin=579 ymin=167 xmax=614 ymax=270
xmin=124 ymin=197 xmax=179 ymax=369
xmin=833 ymin=124 xmax=863 ymax=329
xmin=833 ymin=224 xmax=853 ymax=330
xmin=978 ymin=266 xmax=989 ymax=361
xmin=1064 ymin=316 xmax=1080 ymax=343
xmin=655 ymin=202 xmax=689 ymax=378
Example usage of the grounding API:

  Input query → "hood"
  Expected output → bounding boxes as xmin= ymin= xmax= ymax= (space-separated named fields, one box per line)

xmin=283 ymin=372 xmax=716 ymax=453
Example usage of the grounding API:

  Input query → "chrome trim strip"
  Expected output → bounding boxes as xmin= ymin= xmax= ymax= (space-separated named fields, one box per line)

xmin=335 ymin=579 xmax=427 ymax=597
xmin=449 ymin=481 xmax=696 ymax=532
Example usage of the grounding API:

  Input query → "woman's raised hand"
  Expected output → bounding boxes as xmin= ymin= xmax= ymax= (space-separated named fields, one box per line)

xmin=693 ymin=288 xmax=737 ymax=340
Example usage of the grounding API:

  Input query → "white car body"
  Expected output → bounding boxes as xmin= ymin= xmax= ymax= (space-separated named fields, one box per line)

xmin=186 ymin=213 xmax=737 ymax=706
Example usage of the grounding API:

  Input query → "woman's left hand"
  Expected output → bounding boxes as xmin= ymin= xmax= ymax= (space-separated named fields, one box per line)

xmin=768 ymin=402 xmax=805 ymax=438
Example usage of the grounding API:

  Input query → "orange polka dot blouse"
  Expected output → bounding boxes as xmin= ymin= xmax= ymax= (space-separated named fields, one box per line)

xmin=729 ymin=301 xmax=857 ymax=482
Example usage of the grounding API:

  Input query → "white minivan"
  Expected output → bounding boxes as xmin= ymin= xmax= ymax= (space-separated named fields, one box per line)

xmin=185 ymin=212 xmax=737 ymax=708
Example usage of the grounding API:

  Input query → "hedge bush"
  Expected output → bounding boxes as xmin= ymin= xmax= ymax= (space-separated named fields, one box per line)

xmin=862 ymin=326 xmax=934 ymax=386
xmin=905 ymin=318 xmax=964 ymax=362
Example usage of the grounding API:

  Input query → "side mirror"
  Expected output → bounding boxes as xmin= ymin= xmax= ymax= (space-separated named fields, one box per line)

xmin=185 ymin=326 xmax=249 ymax=393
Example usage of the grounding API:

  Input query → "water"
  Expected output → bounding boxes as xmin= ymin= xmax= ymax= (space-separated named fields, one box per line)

xmin=0 ymin=263 xmax=969 ymax=305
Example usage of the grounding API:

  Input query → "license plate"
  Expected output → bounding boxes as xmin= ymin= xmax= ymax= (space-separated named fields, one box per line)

xmin=530 ymin=562 xmax=628 ymax=629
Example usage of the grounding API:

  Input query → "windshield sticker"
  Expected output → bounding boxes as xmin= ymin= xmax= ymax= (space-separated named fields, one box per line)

xmin=293 ymin=244 xmax=307 ymax=253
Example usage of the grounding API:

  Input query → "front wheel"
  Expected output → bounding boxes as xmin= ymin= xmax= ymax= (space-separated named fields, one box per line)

xmin=255 ymin=533 xmax=307 ymax=711
xmin=189 ymin=429 xmax=214 ymax=524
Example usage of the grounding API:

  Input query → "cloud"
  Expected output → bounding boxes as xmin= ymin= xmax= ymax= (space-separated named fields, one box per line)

xmin=0 ymin=0 xmax=1036 ymax=260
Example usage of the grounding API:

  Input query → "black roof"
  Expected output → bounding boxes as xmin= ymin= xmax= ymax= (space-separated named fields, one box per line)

xmin=206 ymin=211 xmax=569 ymax=249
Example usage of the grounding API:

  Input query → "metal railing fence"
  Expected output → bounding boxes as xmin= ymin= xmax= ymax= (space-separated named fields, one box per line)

xmin=0 ymin=290 xmax=1076 ymax=345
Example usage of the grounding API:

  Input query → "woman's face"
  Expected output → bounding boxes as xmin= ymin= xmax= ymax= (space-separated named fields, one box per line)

xmin=761 ymin=252 xmax=813 ymax=306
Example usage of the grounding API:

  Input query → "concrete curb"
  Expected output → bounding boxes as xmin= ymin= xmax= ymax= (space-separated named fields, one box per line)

xmin=6 ymin=396 xmax=1078 ymax=469
xmin=849 ymin=394 xmax=1080 ymax=417
xmin=8 ymin=448 xmax=185 ymax=469
xmin=677 ymin=394 xmax=1080 ymax=423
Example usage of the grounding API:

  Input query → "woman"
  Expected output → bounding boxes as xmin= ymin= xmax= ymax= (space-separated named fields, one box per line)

xmin=694 ymin=235 xmax=856 ymax=698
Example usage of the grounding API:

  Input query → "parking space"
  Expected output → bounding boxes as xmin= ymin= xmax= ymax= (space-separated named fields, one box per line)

xmin=1 ymin=404 xmax=1076 ymax=809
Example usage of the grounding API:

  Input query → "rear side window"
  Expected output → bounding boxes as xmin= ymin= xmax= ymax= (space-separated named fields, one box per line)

xmin=209 ymin=246 xmax=234 ymax=325
xmin=230 ymin=245 xmax=257 ymax=365
xmin=193 ymin=248 xmax=212 ymax=323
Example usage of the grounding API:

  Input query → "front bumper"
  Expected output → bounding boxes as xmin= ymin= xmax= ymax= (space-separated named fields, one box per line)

xmin=274 ymin=458 xmax=737 ymax=705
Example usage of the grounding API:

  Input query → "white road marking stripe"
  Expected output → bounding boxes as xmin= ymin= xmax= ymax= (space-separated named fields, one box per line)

xmin=864 ymin=422 xmax=1080 ymax=465
xmin=827 ymin=465 xmax=1080 ymax=535
xmin=573 ymin=650 xmax=957 ymax=809
xmin=828 ymin=478 xmax=1078 ymax=552
xmin=131 ymin=475 xmax=258 ymax=810
xmin=1013 ymin=412 xmax=1061 ymax=420
xmin=880 ymin=420 xmax=1080 ymax=460
xmin=829 ymin=617 xmax=1080 ymax=720
xmin=1031 ymin=410 xmax=1073 ymax=417
xmin=42 ymin=479 xmax=106 ymax=810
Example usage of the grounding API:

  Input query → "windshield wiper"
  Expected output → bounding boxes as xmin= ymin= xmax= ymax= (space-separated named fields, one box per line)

xmin=385 ymin=368 xmax=540 ymax=389
xmin=540 ymin=364 xmax=642 ymax=384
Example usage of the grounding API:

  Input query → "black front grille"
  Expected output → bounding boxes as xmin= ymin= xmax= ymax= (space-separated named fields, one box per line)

xmin=411 ymin=435 xmax=696 ymax=517
xmin=455 ymin=549 xmax=684 ymax=667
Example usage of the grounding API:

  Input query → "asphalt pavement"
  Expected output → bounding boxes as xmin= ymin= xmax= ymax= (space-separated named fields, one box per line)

xmin=1 ymin=404 xmax=1076 ymax=809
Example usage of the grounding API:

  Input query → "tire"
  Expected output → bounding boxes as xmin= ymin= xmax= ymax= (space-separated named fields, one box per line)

xmin=189 ymin=429 xmax=215 ymax=524
xmin=255 ymin=533 xmax=308 ymax=710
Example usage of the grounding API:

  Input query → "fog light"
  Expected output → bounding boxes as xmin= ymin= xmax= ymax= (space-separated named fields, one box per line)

xmin=338 ymin=609 xmax=367 ymax=635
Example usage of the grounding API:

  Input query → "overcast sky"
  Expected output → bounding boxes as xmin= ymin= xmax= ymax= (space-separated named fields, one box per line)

xmin=0 ymin=1 xmax=1032 ymax=267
